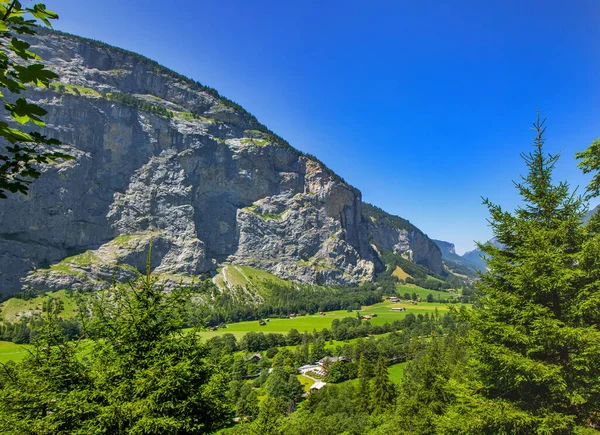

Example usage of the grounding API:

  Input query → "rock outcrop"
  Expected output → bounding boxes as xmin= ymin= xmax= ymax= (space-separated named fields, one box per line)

xmin=0 ymin=29 xmax=442 ymax=297
xmin=432 ymin=240 xmax=457 ymax=257
xmin=362 ymin=204 xmax=443 ymax=275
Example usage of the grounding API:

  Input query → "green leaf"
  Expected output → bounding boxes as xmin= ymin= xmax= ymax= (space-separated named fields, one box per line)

xmin=9 ymin=37 xmax=40 ymax=60
xmin=14 ymin=63 xmax=57 ymax=86
xmin=26 ymin=4 xmax=59 ymax=27
xmin=5 ymin=98 xmax=48 ymax=125
xmin=0 ymin=122 xmax=34 ymax=143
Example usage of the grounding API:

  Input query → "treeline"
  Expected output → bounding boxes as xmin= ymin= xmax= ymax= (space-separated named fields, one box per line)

xmin=379 ymin=249 xmax=471 ymax=293
xmin=231 ymin=310 xmax=447 ymax=353
xmin=0 ymin=297 xmax=82 ymax=343
xmin=0 ymin=317 xmax=81 ymax=344
xmin=189 ymin=281 xmax=384 ymax=327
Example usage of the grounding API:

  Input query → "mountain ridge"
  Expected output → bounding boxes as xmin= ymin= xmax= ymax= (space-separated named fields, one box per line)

xmin=0 ymin=29 xmax=442 ymax=297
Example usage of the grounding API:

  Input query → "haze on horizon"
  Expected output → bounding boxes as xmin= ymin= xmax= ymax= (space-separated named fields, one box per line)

xmin=47 ymin=0 xmax=600 ymax=254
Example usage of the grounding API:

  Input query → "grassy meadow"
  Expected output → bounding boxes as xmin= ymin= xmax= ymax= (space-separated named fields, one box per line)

xmin=0 ymin=289 xmax=78 ymax=323
xmin=197 ymin=299 xmax=467 ymax=340
xmin=0 ymin=341 xmax=30 ymax=363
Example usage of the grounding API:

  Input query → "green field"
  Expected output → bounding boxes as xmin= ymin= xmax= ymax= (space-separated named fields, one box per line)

xmin=395 ymin=284 xmax=459 ymax=301
xmin=0 ymin=341 xmax=30 ymax=363
xmin=334 ymin=362 xmax=407 ymax=389
xmin=198 ymin=300 xmax=468 ymax=340
xmin=298 ymin=375 xmax=314 ymax=391
xmin=388 ymin=361 xmax=407 ymax=383
xmin=0 ymin=289 xmax=78 ymax=323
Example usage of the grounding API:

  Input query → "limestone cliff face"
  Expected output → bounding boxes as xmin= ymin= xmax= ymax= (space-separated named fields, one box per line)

xmin=363 ymin=204 xmax=443 ymax=275
xmin=0 ymin=30 xmax=441 ymax=297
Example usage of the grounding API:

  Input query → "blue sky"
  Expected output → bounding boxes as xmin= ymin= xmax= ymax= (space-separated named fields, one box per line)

xmin=47 ymin=0 xmax=599 ymax=254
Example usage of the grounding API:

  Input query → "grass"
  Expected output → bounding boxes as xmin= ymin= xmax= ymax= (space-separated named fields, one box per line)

xmin=242 ymin=205 xmax=286 ymax=220
xmin=395 ymin=284 xmax=458 ymax=301
xmin=298 ymin=375 xmax=314 ymax=392
xmin=392 ymin=266 xmax=412 ymax=281
xmin=388 ymin=362 xmax=407 ymax=384
xmin=175 ymin=111 xmax=218 ymax=123
xmin=196 ymin=300 xmax=468 ymax=340
xmin=240 ymin=138 xmax=269 ymax=147
xmin=0 ymin=290 xmax=79 ymax=323
xmin=49 ymin=82 xmax=102 ymax=97
xmin=0 ymin=341 xmax=30 ymax=363
xmin=213 ymin=265 xmax=292 ymax=297
xmin=335 ymin=362 xmax=408 ymax=389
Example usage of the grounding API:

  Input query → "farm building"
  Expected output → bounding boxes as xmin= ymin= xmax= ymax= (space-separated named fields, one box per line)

xmin=244 ymin=354 xmax=262 ymax=362
xmin=310 ymin=381 xmax=327 ymax=391
xmin=318 ymin=356 xmax=350 ymax=367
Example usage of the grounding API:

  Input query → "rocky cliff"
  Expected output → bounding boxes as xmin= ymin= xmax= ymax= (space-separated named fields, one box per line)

xmin=0 ymin=29 xmax=442 ymax=297
xmin=432 ymin=240 xmax=456 ymax=257
xmin=363 ymin=204 xmax=443 ymax=275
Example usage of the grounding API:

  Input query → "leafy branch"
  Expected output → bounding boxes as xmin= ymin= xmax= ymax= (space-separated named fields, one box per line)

xmin=0 ymin=0 xmax=72 ymax=199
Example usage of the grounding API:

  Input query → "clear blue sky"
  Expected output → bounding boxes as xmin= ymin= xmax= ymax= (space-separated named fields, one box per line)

xmin=47 ymin=0 xmax=599 ymax=254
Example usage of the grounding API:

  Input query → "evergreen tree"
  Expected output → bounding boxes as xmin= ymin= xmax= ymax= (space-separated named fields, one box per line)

xmin=397 ymin=336 xmax=455 ymax=434
xmin=0 ymin=308 xmax=94 ymax=434
xmin=441 ymin=117 xmax=600 ymax=434
xmin=370 ymin=357 xmax=396 ymax=414
xmin=309 ymin=336 xmax=327 ymax=362
xmin=354 ymin=354 xmax=372 ymax=413
xmin=265 ymin=367 xmax=303 ymax=405
xmin=250 ymin=396 xmax=286 ymax=435
xmin=236 ymin=384 xmax=259 ymax=421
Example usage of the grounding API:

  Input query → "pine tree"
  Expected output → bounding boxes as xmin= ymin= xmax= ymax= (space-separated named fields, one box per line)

xmin=354 ymin=354 xmax=372 ymax=413
xmin=309 ymin=336 xmax=327 ymax=362
xmin=441 ymin=116 xmax=600 ymax=434
xmin=370 ymin=357 xmax=396 ymax=415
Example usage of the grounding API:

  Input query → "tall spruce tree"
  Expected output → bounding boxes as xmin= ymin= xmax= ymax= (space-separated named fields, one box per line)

xmin=370 ymin=357 xmax=396 ymax=415
xmin=440 ymin=116 xmax=600 ymax=434
xmin=355 ymin=354 xmax=372 ymax=413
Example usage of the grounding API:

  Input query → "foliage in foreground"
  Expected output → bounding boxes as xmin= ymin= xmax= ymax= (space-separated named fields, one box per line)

xmin=0 ymin=265 xmax=231 ymax=434
xmin=0 ymin=0 xmax=73 ymax=198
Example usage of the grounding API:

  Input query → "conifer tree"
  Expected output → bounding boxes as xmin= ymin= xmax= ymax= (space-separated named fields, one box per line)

xmin=441 ymin=116 xmax=600 ymax=434
xmin=355 ymin=354 xmax=372 ymax=413
xmin=370 ymin=357 xmax=396 ymax=414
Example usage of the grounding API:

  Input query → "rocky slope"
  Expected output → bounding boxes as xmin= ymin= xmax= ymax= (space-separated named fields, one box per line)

xmin=0 ymin=29 xmax=442 ymax=297
xmin=363 ymin=204 xmax=443 ymax=275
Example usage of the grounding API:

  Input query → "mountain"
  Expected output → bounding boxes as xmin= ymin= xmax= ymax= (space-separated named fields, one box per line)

xmin=585 ymin=204 xmax=599 ymax=223
xmin=0 ymin=29 xmax=442 ymax=298
xmin=433 ymin=239 xmax=486 ymax=276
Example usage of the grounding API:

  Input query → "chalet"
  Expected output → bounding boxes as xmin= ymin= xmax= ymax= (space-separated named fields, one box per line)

xmin=389 ymin=297 xmax=400 ymax=303
xmin=258 ymin=320 xmax=266 ymax=326
xmin=310 ymin=381 xmax=327 ymax=391
xmin=318 ymin=356 xmax=350 ymax=367
xmin=391 ymin=307 xmax=407 ymax=311
xmin=245 ymin=353 xmax=262 ymax=362
xmin=318 ymin=311 xmax=327 ymax=316
xmin=298 ymin=364 xmax=325 ymax=377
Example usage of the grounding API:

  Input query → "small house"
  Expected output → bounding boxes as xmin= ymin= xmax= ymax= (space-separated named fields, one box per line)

xmin=245 ymin=353 xmax=262 ymax=362
xmin=310 ymin=381 xmax=327 ymax=391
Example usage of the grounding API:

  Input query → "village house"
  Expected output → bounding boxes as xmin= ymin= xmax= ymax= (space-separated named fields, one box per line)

xmin=318 ymin=356 xmax=350 ymax=367
xmin=244 ymin=354 xmax=262 ymax=362
xmin=310 ymin=381 xmax=327 ymax=391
